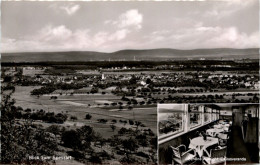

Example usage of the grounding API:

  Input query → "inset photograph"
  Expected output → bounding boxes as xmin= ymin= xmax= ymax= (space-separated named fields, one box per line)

xmin=158 ymin=103 xmax=259 ymax=164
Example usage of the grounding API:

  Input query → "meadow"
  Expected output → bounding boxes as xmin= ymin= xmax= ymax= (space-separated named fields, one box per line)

xmin=12 ymin=86 xmax=157 ymax=135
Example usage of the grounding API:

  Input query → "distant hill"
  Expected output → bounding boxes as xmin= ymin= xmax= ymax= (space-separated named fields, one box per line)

xmin=1 ymin=48 xmax=259 ymax=62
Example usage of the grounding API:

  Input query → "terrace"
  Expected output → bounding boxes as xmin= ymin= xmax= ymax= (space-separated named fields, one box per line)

xmin=158 ymin=104 xmax=259 ymax=164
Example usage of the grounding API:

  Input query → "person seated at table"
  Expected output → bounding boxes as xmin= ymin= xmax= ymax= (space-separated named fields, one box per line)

xmin=195 ymin=131 xmax=202 ymax=137
xmin=202 ymin=130 xmax=212 ymax=137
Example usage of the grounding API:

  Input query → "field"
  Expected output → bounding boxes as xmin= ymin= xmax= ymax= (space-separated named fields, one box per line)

xmin=12 ymin=86 xmax=157 ymax=135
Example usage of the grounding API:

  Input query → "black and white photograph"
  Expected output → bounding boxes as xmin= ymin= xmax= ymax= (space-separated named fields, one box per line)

xmin=1 ymin=0 xmax=259 ymax=164
xmin=158 ymin=103 xmax=259 ymax=164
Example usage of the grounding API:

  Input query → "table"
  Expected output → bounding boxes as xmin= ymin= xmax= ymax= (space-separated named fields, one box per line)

xmin=189 ymin=137 xmax=218 ymax=157
xmin=206 ymin=128 xmax=224 ymax=137
xmin=213 ymin=124 xmax=223 ymax=129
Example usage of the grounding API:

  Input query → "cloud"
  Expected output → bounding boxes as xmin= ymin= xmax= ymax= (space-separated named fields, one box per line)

xmin=38 ymin=25 xmax=72 ymax=42
xmin=49 ymin=3 xmax=80 ymax=16
xmin=92 ymin=29 xmax=130 ymax=46
xmin=109 ymin=29 xmax=130 ymax=41
xmin=117 ymin=9 xmax=143 ymax=29
xmin=60 ymin=3 xmax=80 ymax=15
xmin=202 ymin=0 xmax=257 ymax=20
xmin=105 ymin=9 xmax=143 ymax=30
xmin=1 ymin=25 xmax=132 ymax=52
xmin=2 ymin=2 xmax=258 ymax=53
xmin=143 ymin=23 xmax=259 ymax=50
xmin=206 ymin=27 xmax=259 ymax=48
xmin=2 ymin=23 xmax=258 ymax=53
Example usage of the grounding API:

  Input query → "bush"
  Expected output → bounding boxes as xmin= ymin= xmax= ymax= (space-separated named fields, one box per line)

xmin=97 ymin=119 xmax=107 ymax=123
xmin=55 ymin=113 xmax=67 ymax=123
xmin=110 ymin=125 xmax=116 ymax=132
xmin=112 ymin=119 xmax=117 ymax=123
xmin=136 ymin=151 xmax=149 ymax=158
xmin=67 ymin=150 xmax=85 ymax=160
xmin=61 ymin=130 xmax=81 ymax=149
xmin=120 ymin=155 xmax=137 ymax=164
xmin=118 ymin=127 xmax=128 ymax=134
xmin=122 ymin=137 xmax=138 ymax=153
xmin=45 ymin=125 xmax=61 ymax=135
xmin=89 ymin=155 xmax=102 ymax=164
xmin=50 ymin=96 xmax=57 ymax=100
xmin=98 ymin=150 xmax=111 ymax=160
xmin=70 ymin=116 xmax=78 ymax=121
xmin=85 ymin=113 xmax=92 ymax=120
xmin=129 ymin=120 xmax=134 ymax=125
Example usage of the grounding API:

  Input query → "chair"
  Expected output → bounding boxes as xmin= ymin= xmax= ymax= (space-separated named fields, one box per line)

xmin=170 ymin=144 xmax=197 ymax=165
xmin=223 ymin=130 xmax=231 ymax=139
xmin=202 ymin=146 xmax=227 ymax=165
xmin=216 ymin=133 xmax=229 ymax=147
xmin=218 ymin=133 xmax=228 ymax=139
xmin=204 ymin=143 xmax=219 ymax=157
xmin=223 ymin=127 xmax=229 ymax=132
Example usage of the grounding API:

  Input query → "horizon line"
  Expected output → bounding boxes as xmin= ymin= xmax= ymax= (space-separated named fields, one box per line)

xmin=1 ymin=47 xmax=259 ymax=54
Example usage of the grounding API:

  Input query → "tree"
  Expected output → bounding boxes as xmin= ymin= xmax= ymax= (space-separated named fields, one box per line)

xmin=77 ymin=125 xmax=95 ymax=149
xmin=112 ymin=119 xmax=117 ymax=123
xmin=1 ymin=92 xmax=58 ymax=164
xmin=99 ymin=138 xmax=106 ymax=149
xmin=146 ymin=78 xmax=152 ymax=84
xmin=128 ymin=106 xmax=133 ymax=111
xmin=139 ymin=139 xmax=148 ymax=149
xmin=61 ymin=130 xmax=81 ymax=149
xmin=135 ymin=121 xmax=142 ymax=130
xmin=89 ymin=154 xmax=102 ymax=164
xmin=111 ymin=102 xmax=117 ymax=106
xmin=90 ymin=87 xmax=98 ymax=94
xmin=70 ymin=116 xmax=78 ymax=121
xmin=120 ymin=155 xmax=137 ymax=164
xmin=45 ymin=125 xmax=61 ymax=136
xmin=3 ymin=75 xmax=12 ymax=82
xmin=129 ymin=120 xmax=134 ymax=125
xmin=50 ymin=96 xmax=57 ymax=100
xmin=110 ymin=125 xmax=116 ymax=132
xmin=129 ymin=75 xmax=137 ymax=85
xmin=150 ymin=137 xmax=157 ymax=150
xmin=85 ymin=113 xmax=92 ymax=120
xmin=98 ymin=119 xmax=107 ymax=123
xmin=119 ymin=105 xmax=123 ymax=111
xmin=118 ymin=127 xmax=128 ymax=134
xmin=67 ymin=150 xmax=85 ymax=161
xmin=122 ymin=137 xmax=138 ymax=153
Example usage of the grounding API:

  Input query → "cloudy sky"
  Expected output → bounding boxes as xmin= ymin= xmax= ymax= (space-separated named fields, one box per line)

xmin=2 ymin=0 xmax=259 ymax=53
